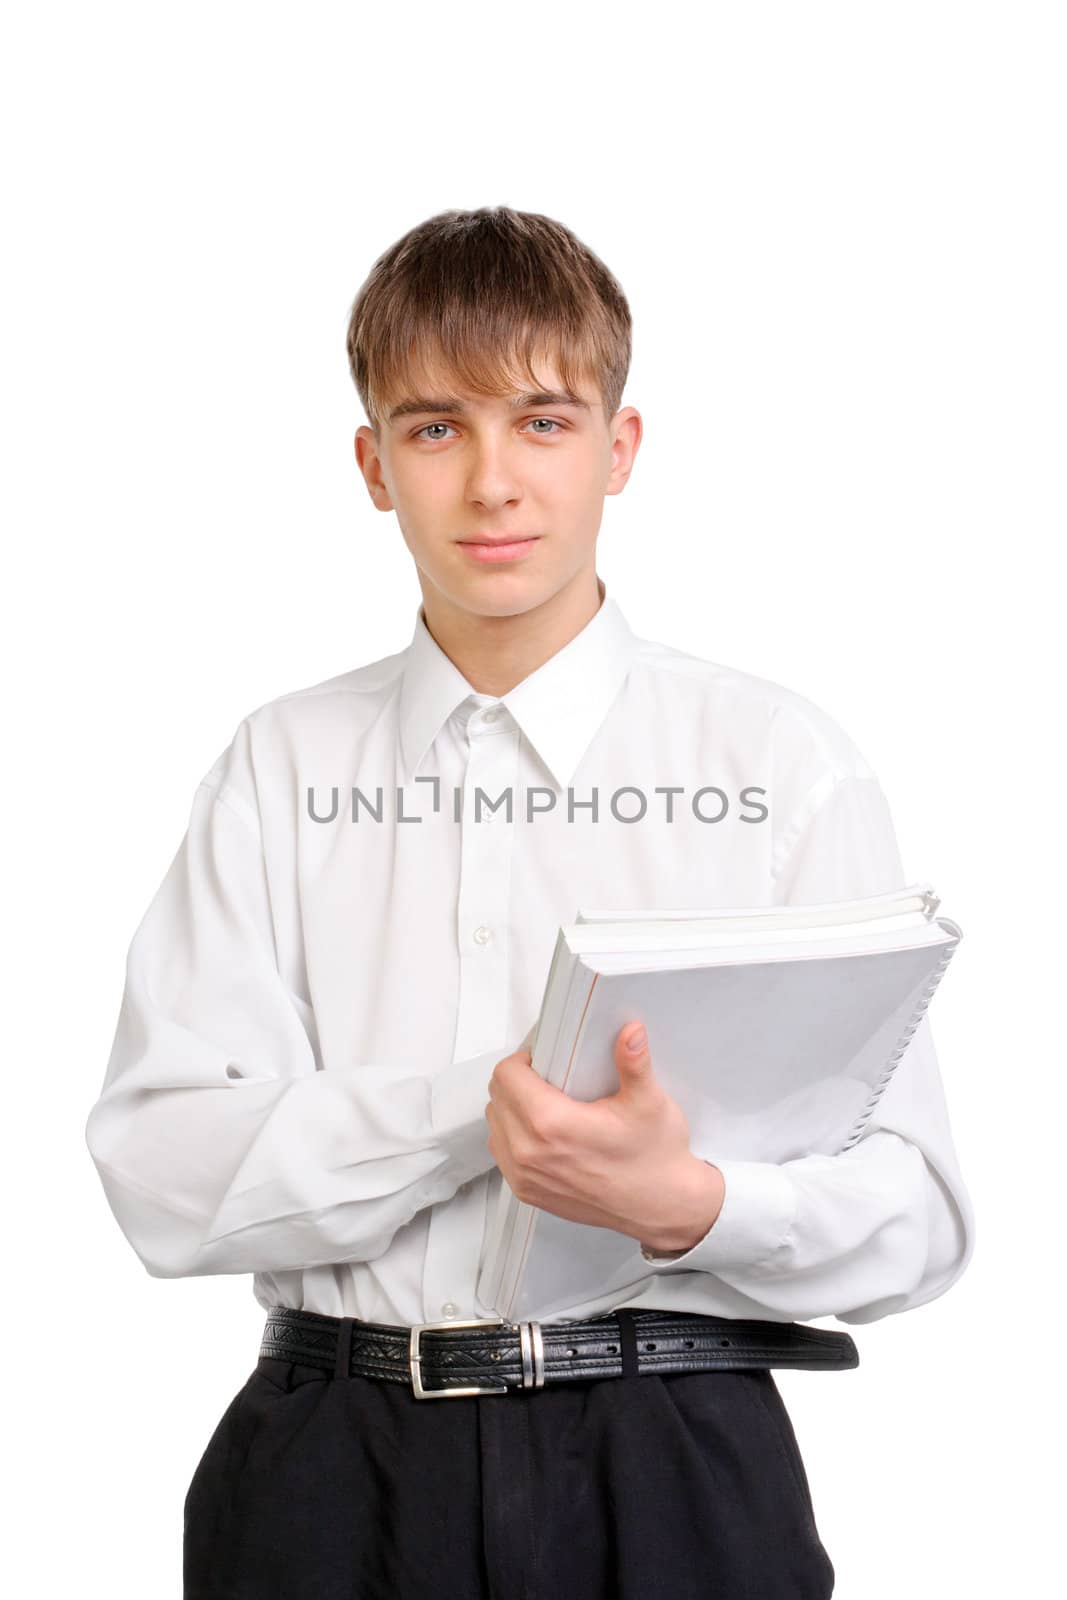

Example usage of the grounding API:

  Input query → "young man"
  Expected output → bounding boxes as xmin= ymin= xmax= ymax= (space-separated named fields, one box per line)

xmin=86 ymin=206 xmax=975 ymax=1600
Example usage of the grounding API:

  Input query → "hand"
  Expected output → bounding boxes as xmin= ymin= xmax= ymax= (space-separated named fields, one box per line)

xmin=484 ymin=1020 xmax=725 ymax=1252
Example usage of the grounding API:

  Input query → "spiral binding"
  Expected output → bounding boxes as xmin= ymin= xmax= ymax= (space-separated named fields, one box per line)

xmin=839 ymin=917 xmax=963 ymax=1152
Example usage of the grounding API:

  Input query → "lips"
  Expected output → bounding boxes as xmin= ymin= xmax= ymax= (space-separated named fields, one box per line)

xmin=458 ymin=536 xmax=539 ymax=546
xmin=457 ymin=535 xmax=541 ymax=564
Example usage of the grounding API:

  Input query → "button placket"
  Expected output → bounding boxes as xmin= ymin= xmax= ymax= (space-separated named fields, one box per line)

xmin=422 ymin=716 xmax=519 ymax=1322
xmin=453 ymin=722 xmax=517 ymax=1056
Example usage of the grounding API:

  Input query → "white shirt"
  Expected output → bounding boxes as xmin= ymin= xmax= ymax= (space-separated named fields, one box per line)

xmin=85 ymin=580 xmax=975 ymax=1329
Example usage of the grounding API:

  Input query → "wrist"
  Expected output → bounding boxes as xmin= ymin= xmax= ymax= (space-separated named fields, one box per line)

xmin=641 ymin=1156 xmax=725 ymax=1254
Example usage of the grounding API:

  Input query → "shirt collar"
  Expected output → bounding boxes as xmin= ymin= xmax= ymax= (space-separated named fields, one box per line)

xmin=397 ymin=577 xmax=642 ymax=791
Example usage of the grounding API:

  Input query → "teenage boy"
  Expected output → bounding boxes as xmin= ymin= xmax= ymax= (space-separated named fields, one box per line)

xmin=86 ymin=205 xmax=975 ymax=1600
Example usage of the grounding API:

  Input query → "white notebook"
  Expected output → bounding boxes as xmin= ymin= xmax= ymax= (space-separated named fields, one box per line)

xmin=474 ymin=882 xmax=962 ymax=1324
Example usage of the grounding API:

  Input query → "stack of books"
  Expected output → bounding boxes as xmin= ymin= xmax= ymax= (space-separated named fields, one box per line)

xmin=475 ymin=883 xmax=962 ymax=1323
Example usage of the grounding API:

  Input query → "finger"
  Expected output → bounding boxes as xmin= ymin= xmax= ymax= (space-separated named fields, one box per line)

xmin=616 ymin=1020 xmax=648 ymax=1056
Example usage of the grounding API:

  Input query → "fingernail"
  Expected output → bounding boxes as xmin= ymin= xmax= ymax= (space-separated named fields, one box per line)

xmin=628 ymin=1027 xmax=647 ymax=1053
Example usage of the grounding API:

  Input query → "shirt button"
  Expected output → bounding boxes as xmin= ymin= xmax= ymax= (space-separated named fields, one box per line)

xmin=441 ymin=1302 xmax=458 ymax=1318
xmin=473 ymin=925 xmax=492 ymax=945
xmin=483 ymin=706 xmax=503 ymax=723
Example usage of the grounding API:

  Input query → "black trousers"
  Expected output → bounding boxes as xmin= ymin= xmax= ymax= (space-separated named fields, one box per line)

xmin=184 ymin=1340 xmax=836 ymax=1599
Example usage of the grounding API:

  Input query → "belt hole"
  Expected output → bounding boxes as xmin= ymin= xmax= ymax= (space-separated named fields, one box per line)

xmin=567 ymin=1348 xmax=578 ymax=1358
xmin=684 ymin=1339 xmax=694 ymax=1348
xmin=720 ymin=1338 xmax=731 ymax=1347
xmin=644 ymin=1342 xmax=657 ymax=1351
xmin=606 ymin=1344 xmax=617 ymax=1353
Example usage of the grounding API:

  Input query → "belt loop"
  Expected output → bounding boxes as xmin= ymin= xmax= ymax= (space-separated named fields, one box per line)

xmin=615 ymin=1308 xmax=640 ymax=1379
xmin=334 ymin=1316 xmax=355 ymax=1380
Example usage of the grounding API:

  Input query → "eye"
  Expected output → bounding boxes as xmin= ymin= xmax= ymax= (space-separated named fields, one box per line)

xmin=412 ymin=417 xmax=566 ymax=443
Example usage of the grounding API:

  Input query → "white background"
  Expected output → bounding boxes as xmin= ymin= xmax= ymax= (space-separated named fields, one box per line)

xmin=4 ymin=2 xmax=1063 ymax=1595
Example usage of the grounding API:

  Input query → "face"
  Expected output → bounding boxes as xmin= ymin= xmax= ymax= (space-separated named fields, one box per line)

xmin=354 ymin=358 xmax=642 ymax=621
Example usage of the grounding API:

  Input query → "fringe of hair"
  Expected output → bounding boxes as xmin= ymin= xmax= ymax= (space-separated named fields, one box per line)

xmin=345 ymin=206 xmax=631 ymax=435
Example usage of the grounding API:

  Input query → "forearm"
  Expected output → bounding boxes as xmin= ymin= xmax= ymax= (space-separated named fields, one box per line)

xmin=84 ymin=774 xmax=504 ymax=1280
xmin=637 ymin=1127 xmax=973 ymax=1322
xmin=86 ymin=1006 xmax=501 ymax=1279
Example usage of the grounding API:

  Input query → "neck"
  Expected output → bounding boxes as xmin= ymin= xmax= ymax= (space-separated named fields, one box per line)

xmin=418 ymin=570 xmax=604 ymax=696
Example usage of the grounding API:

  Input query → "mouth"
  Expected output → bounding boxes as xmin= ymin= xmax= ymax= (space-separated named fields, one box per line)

xmin=456 ymin=535 xmax=542 ymax=564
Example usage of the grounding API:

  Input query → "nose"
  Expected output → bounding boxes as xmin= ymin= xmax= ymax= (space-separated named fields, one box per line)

xmin=465 ymin=434 xmax=523 ymax=509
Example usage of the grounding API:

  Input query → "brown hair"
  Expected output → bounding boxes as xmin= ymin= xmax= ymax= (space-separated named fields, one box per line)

xmin=345 ymin=206 xmax=631 ymax=436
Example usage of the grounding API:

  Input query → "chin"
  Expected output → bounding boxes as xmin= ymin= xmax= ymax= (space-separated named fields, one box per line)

xmin=442 ymin=571 xmax=554 ymax=618
xmin=460 ymin=588 xmax=546 ymax=618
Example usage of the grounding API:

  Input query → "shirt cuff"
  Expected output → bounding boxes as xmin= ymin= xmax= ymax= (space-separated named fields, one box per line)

xmin=640 ymin=1158 xmax=797 ymax=1273
xmin=430 ymin=1048 xmax=501 ymax=1184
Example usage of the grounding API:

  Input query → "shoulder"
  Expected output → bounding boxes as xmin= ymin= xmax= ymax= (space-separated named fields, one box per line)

xmin=630 ymin=632 xmax=877 ymax=783
xmin=197 ymin=644 xmax=407 ymax=793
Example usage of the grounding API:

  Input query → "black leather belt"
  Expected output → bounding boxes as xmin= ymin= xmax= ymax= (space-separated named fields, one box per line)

xmin=259 ymin=1306 xmax=859 ymax=1400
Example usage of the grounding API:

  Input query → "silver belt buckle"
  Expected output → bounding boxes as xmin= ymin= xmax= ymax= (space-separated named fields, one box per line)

xmin=408 ymin=1314 xmax=544 ymax=1399
xmin=409 ymin=1315 xmax=509 ymax=1399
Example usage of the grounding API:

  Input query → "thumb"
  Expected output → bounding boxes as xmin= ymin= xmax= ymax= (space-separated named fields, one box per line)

xmin=615 ymin=1022 xmax=652 ymax=1088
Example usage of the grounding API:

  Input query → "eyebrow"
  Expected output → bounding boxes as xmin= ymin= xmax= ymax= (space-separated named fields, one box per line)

xmin=387 ymin=389 xmax=593 ymax=424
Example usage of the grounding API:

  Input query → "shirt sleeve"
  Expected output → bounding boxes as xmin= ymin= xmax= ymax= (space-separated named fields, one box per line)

xmin=641 ymin=772 xmax=977 ymax=1325
xmin=84 ymin=753 xmax=503 ymax=1280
